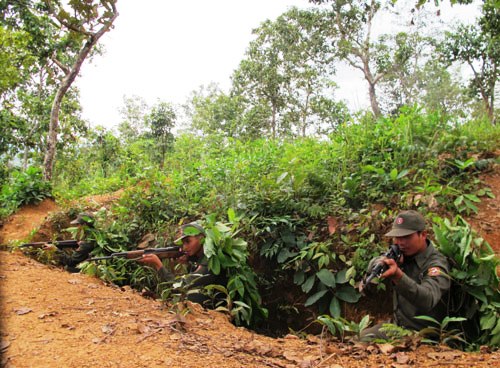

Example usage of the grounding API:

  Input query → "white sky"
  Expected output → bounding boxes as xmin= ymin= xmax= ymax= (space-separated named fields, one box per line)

xmin=75 ymin=0 xmax=481 ymax=129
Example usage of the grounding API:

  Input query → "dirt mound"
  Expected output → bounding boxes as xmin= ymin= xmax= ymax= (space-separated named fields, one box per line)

xmin=2 ymin=251 xmax=499 ymax=368
xmin=467 ymin=162 xmax=500 ymax=255
xmin=0 ymin=199 xmax=60 ymax=245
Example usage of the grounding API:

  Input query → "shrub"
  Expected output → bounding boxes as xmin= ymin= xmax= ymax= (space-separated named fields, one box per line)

xmin=0 ymin=166 xmax=52 ymax=218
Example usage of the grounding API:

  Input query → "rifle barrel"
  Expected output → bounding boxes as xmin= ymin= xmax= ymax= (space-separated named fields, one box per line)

xmin=19 ymin=240 xmax=79 ymax=249
xmin=88 ymin=247 xmax=184 ymax=262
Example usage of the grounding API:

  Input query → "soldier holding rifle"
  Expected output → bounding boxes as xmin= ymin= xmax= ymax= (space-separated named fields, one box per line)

xmin=38 ymin=212 xmax=96 ymax=273
xmin=139 ymin=222 xmax=226 ymax=308
xmin=360 ymin=210 xmax=451 ymax=341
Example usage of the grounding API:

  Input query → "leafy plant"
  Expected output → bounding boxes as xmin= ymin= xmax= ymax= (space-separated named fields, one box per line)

xmin=285 ymin=241 xmax=360 ymax=318
xmin=317 ymin=314 xmax=371 ymax=342
xmin=203 ymin=209 xmax=268 ymax=326
xmin=0 ymin=167 xmax=52 ymax=218
xmin=377 ymin=323 xmax=415 ymax=343
xmin=433 ymin=215 xmax=500 ymax=348
xmin=416 ymin=315 xmax=468 ymax=347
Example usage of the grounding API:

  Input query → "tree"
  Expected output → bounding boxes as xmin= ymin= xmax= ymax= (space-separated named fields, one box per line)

xmin=0 ymin=26 xmax=36 ymax=98
xmin=310 ymin=0 xmax=415 ymax=118
xmin=373 ymin=6 xmax=467 ymax=115
xmin=0 ymin=34 xmax=86 ymax=170
xmin=439 ymin=0 xmax=499 ymax=122
xmin=183 ymin=83 xmax=245 ymax=138
xmin=41 ymin=0 xmax=118 ymax=180
xmin=145 ymin=101 xmax=176 ymax=168
xmin=2 ymin=0 xmax=118 ymax=180
xmin=117 ymin=95 xmax=149 ymax=141
xmin=231 ymin=7 xmax=341 ymax=138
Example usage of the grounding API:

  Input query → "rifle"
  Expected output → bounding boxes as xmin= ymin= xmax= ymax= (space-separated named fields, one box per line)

xmin=89 ymin=246 xmax=184 ymax=261
xmin=363 ymin=244 xmax=402 ymax=287
xmin=19 ymin=240 xmax=80 ymax=249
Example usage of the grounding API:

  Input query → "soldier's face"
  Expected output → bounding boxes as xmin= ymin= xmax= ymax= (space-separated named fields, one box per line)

xmin=181 ymin=235 xmax=203 ymax=257
xmin=393 ymin=231 xmax=427 ymax=257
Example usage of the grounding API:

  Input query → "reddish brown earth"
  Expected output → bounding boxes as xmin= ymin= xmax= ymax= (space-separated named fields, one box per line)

xmin=0 ymin=166 xmax=499 ymax=367
xmin=467 ymin=163 xmax=500 ymax=256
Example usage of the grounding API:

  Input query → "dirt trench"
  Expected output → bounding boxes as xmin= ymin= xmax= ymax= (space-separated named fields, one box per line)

xmin=1 ymin=165 xmax=499 ymax=367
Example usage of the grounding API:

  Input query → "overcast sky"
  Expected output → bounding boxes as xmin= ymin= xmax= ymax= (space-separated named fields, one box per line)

xmin=75 ymin=0 xmax=481 ymax=130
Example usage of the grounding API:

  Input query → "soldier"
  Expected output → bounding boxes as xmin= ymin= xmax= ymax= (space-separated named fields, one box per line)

xmin=43 ymin=212 xmax=96 ymax=273
xmin=360 ymin=210 xmax=451 ymax=341
xmin=139 ymin=222 xmax=227 ymax=308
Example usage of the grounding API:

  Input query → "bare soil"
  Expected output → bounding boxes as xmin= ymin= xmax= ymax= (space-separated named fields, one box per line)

xmin=1 ymin=165 xmax=499 ymax=368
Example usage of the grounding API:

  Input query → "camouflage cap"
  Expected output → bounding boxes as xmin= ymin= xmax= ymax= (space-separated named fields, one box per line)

xmin=70 ymin=212 xmax=95 ymax=226
xmin=384 ymin=210 xmax=425 ymax=237
xmin=174 ymin=222 xmax=205 ymax=244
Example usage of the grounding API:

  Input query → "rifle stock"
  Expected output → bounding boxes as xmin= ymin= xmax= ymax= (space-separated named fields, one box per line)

xmin=89 ymin=246 xmax=184 ymax=261
xmin=20 ymin=240 xmax=79 ymax=249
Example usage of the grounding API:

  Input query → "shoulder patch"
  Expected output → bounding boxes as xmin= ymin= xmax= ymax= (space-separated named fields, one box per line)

xmin=428 ymin=267 xmax=442 ymax=277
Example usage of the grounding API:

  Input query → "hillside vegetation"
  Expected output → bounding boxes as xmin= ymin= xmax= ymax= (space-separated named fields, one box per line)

xmin=3 ymin=109 xmax=499 ymax=349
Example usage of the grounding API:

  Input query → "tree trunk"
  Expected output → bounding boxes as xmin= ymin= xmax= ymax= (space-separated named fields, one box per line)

xmin=43 ymin=7 xmax=118 ymax=181
xmin=368 ymin=81 xmax=381 ymax=118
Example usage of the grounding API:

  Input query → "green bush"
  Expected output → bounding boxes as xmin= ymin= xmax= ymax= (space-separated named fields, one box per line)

xmin=0 ymin=166 xmax=52 ymax=218
xmin=433 ymin=216 xmax=500 ymax=348
xmin=46 ymin=107 xmax=499 ymax=338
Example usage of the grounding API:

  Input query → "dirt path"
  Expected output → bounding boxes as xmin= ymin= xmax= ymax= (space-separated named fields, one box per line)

xmin=2 ymin=251 xmax=499 ymax=368
xmin=0 ymin=199 xmax=60 ymax=245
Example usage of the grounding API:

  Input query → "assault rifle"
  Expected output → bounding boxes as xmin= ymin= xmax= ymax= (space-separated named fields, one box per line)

xmin=19 ymin=240 xmax=80 ymax=249
xmin=362 ymin=244 xmax=401 ymax=289
xmin=89 ymin=246 xmax=184 ymax=261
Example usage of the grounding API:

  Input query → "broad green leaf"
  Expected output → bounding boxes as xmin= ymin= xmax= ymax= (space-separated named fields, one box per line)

xmin=316 ymin=269 xmax=336 ymax=287
xmin=302 ymin=275 xmax=315 ymax=293
xmin=318 ymin=316 xmax=336 ymax=334
xmin=397 ymin=169 xmax=409 ymax=179
xmin=335 ymin=285 xmax=360 ymax=303
xmin=329 ymin=296 xmax=341 ymax=318
xmin=467 ymin=288 xmax=487 ymax=304
xmin=491 ymin=319 xmax=500 ymax=335
xmin=335 ymin=268 xmax=348 ymax=284
xmin=464 ymin=194 xmax=480 ymax=202
xmin=359 ymin=315 xmax=371 ymax=331
xmin=480 ymin=313 xmax=497 ymax=330
xmin=276 ymin=172 xmax=288 ymax=184
xmin=304 ymin=290 xmax=328 ymax=307
xmin=209 ymin=256 xmax=220 ymax=275
xmin=204 ymin=237 xmax=216 ymax=258
xmin=277 ymin=248 xmax=295 ymax=263
xmin=294 ymin=271 xmax=305 ymax=285
xmin=227 ymin=208 xmax=236 ymax=223
xmin=414 ymin=315 xmax=439 ymax=325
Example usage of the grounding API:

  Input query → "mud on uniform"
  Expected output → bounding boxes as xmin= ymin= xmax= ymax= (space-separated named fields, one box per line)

xmin=361 ymin=240 xmax=450 ymax=340
xmin=157 ymin=253 xmax=227 ymax=309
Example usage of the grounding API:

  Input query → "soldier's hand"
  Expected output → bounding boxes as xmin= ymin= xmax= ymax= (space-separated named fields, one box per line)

xmin=177 ymin=254 xmax=189 ymax=264
xmin=380 ymin=258 xmax=403 ymax=282
xmin=139 ymin=254 xmax=163 ymax=271
xmin=42 ymin=243 xmax=57 ymax=251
